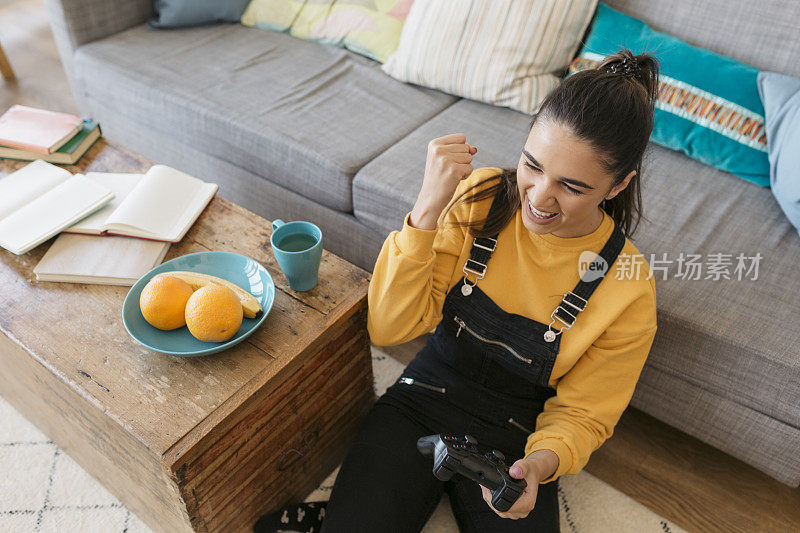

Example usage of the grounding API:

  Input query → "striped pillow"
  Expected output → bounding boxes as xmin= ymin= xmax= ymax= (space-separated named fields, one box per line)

xmin=381 ymin=0 xmax=599 ymax=115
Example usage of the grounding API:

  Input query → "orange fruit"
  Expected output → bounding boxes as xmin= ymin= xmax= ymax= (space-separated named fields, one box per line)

xmin=184 ymin=285 xmax=243 ymax=342
xmin=140 ymin=275 xmax=195 ymax=330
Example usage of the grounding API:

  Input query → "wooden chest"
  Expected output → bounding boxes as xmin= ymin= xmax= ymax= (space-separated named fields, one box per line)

xmin=0 ymin=140 xmax=375 ymax=532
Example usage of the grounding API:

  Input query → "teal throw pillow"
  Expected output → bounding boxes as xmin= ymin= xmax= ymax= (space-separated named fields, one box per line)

xmin=757 ymin=71 xmax=800 ymax=236
xmin=567 ymin=2 xmax=770 ymax=187
xmin=148 ymin=0 xmax=251 ymax=29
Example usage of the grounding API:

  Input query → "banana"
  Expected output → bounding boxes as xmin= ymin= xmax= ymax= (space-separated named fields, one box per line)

xmin=154 ymin=270 xmax=263 ymax=319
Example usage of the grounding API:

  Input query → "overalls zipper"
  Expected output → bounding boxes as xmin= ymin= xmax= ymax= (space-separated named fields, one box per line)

xmin=507 ymin=417 xmax=533 ymax=434
xmin=453 ymin=315 xmax=533 ymax=365
xmin=398 ymin=377 xmax=446 ymax=394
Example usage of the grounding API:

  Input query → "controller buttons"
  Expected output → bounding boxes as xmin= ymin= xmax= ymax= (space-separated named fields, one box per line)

xmin=491 ymin=450 xmax=505 ymax=462
xmin=465 ymin=435 xmax=477 ymax=445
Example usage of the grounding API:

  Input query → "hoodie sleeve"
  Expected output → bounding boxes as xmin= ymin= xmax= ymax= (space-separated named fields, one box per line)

xmin=367 ymin=167 xmax=501 ymax=346
xmin=524 ymin=277 xmax=658 ymax=483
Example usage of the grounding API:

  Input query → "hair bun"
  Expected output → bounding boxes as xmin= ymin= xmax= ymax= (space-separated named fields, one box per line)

xmin=606 ymin=56 xmax=641 ymax=78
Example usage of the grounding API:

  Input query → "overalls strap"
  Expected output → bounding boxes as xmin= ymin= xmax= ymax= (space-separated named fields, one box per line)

xmin=461 ymin=191 xmax=504 ymax=286
xmin=549 ymin=219 xmax=626 ymax=335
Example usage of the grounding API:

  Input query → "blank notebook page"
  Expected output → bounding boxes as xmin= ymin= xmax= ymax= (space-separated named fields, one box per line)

xmin=0 ymin=160 xmax=72 ymax=221
xmin=68 ymin=173 xmax=144 ymax=232
xmin=104 ymin=165 xmax=213 ymax=239
xmin=0 ymin=175 xmax=113 ymax=254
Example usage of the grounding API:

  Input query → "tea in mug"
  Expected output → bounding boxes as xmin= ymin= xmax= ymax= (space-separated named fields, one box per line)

xmin=277 ymin=232 xmax=318 ymax=253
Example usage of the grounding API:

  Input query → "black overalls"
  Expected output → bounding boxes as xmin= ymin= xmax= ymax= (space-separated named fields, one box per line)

xmin=321 ymin=195 xmax=626 ymax=533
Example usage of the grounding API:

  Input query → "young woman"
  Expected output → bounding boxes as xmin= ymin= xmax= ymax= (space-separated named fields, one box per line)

xmin=255 ymin=49 xmax=660 ymax=533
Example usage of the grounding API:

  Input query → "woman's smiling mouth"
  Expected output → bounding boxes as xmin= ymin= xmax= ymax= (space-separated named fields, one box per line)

xmin=526 ymin=198 xmax=561 ymax=225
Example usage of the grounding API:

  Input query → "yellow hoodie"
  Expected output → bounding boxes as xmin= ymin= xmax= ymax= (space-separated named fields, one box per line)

xmin=367 ymin=167 xmax=658 ymax=483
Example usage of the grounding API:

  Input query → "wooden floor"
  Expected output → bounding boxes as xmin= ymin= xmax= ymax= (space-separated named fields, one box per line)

xmin=2 ymin=1 xmax=798 ymax=531
xmin=0 ymin=0 xmax=77 ymax=114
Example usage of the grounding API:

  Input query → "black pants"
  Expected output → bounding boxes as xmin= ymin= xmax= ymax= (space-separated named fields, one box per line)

xmin=319 ymin=374 xmax=560 ymax=532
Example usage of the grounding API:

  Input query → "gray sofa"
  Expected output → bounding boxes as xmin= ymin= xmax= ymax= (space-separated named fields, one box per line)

xmin=45 ymin=0 xmax=800 ymax=487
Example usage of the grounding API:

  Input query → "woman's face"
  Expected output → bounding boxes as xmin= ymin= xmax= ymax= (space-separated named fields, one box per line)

xmin=516 ymin=119 xmax=635 ymax=238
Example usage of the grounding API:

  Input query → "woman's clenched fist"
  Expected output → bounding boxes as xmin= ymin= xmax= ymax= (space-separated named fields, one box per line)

xmin=409 ymin=133 xmax=478 ymax=230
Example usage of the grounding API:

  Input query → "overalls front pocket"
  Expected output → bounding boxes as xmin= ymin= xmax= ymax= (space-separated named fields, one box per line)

xmin=440 ymin=287 xmax=561 ymax=391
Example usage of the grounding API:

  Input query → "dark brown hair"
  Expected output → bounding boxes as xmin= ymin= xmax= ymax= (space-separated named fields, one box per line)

xmin=443 ymin=48 xmax=660 ymax=239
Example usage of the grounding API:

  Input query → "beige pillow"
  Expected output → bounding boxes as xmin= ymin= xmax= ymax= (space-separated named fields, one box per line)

xmin=382 ymin=0 xmax=599 ymax=114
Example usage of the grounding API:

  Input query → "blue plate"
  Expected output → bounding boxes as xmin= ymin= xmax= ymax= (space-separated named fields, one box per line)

xmin=122 ymin=251 xmax=275 ymax=357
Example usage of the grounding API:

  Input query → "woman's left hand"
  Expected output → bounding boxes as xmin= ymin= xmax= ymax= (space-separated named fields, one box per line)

xmin=479 ymin=457 xmax=541 ymax=519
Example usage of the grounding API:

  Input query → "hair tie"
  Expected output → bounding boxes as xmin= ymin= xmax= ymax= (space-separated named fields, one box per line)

xmin=606 ymin=56 xmax=640 ymax=78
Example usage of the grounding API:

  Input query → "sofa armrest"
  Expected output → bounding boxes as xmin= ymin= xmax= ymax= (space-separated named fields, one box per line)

xmin=44 ymin=0 xmax=154 ymax=111
xmin=45 ymin=0 xmax=153 ymax=49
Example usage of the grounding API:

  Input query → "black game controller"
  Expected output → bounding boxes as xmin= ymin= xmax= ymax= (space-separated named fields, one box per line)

xmin=417 ymin=434 xmax=526 ymax=512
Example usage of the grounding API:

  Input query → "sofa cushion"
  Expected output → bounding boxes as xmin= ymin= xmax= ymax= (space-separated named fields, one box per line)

xmin=355 ymin=97 xmax=800 ymax=429
xmin=74 ymin=23 xmax=457 ymax=212
xmin=634 ymin=140 xmax=800 ymax=429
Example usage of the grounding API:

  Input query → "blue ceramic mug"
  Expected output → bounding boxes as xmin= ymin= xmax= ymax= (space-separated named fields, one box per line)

xmin=270 ymin=219 xmax=323 ymax=292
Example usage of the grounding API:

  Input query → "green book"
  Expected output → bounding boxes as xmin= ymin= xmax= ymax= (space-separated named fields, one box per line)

xmin=0 ymin=120 xmax=101 ymax=164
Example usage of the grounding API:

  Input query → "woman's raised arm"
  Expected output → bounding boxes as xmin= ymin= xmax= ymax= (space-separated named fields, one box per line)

xmin=367 ymin=162 xmax=504 ymax=346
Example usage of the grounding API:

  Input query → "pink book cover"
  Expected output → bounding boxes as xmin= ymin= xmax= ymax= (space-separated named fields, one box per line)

xmin=0 ymin=105 xmax=83 ymax=154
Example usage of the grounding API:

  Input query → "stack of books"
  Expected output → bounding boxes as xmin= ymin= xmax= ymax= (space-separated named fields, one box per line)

xmin=0 ymin=104 xmax=101 ymax=164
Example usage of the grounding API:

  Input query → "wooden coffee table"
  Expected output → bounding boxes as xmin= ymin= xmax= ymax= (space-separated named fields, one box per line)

xmin=0 ymin=139 xmax=375 ymax=532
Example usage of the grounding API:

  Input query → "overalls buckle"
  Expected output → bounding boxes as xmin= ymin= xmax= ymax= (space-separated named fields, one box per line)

xmin=544 ymin=291 xmax=591 ymax=342
xmin=472 ymin=237 xmax=497 ymax=252
xmin=562 ymin=291 xmax=588 ymax=312
xmin=463 ymin=258 xmax=488 ymax=277
xmin=461 ymin=258 xmax=489 ymax=295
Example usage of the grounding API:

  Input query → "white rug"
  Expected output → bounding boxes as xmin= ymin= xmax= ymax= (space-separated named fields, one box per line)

xmin=0 ymin=346 xmax=686 ymax=532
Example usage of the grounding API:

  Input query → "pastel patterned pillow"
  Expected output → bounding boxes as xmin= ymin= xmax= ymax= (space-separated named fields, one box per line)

xmin=567 ymin=2 xmax=770 ymax=187
xmin=381 ymin=0 xmax=599 ymax=115
xmin=240 ymin=0 xmax=414 ymax=63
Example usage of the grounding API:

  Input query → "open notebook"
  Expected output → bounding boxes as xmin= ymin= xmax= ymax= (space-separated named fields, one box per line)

xmin=64 ymin=165 xmax=218 ymax=242
xmin=0 ymin=160 xmax=114 ymax=255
